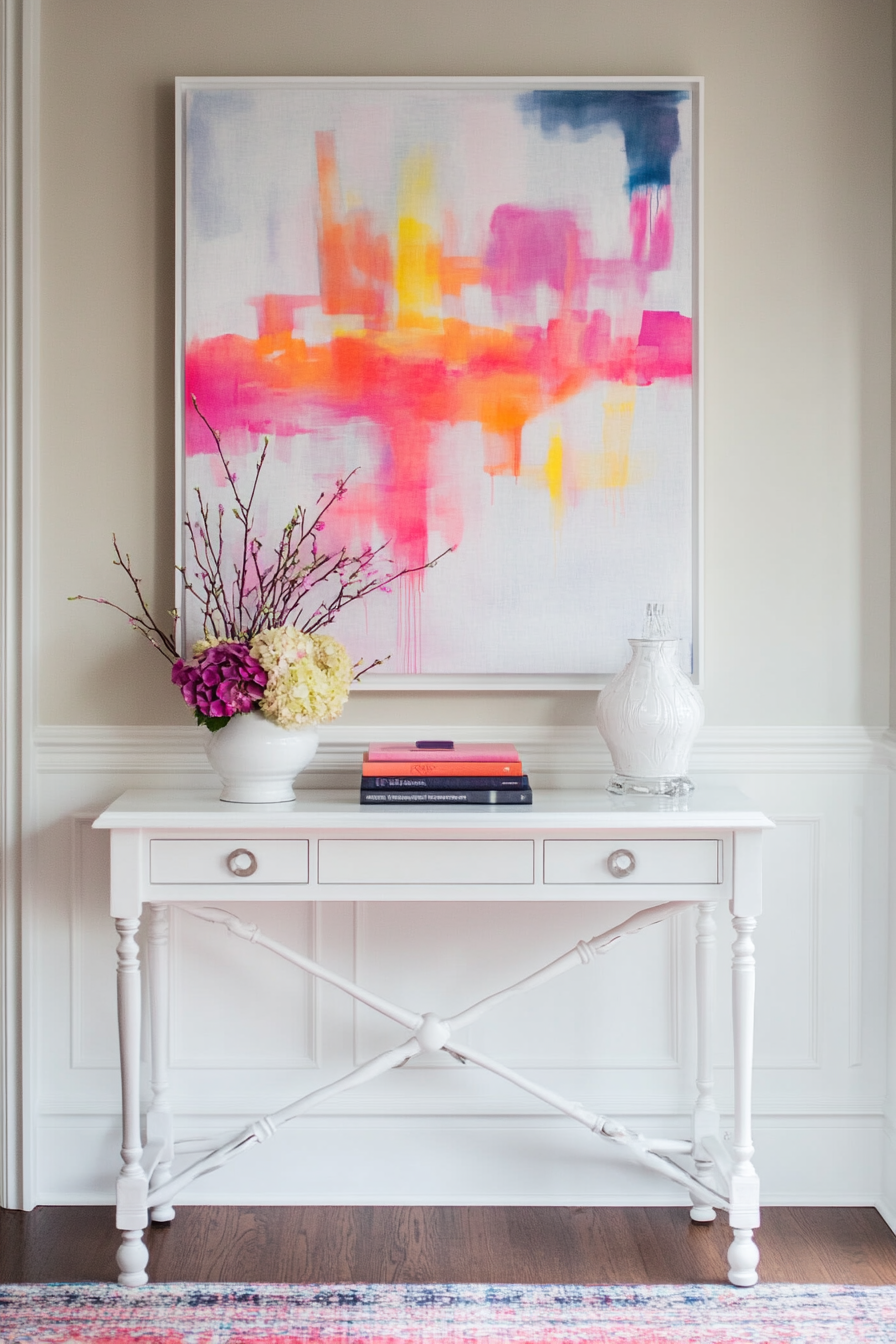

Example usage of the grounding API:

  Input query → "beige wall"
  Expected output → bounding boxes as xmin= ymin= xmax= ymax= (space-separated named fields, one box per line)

xmin=40 ymin=0 xmax=892 ymax=726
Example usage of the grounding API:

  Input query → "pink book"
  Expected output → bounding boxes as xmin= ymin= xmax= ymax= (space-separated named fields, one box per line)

xmin=368 ymin=741 xmax=521 ymax=763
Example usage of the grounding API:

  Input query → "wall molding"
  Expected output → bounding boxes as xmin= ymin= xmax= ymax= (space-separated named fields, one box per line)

xmin=878 ymin=1124 xmax=896 ymax=1235
xmin=878 ymin=1198 xmax=896 ymax=1237
xmin=877 ymin=729 xmax=896 ymax=764
xmin=168 ymin=902 xmax=320 ymax=1071
xmin=30 ymin=720 xmax=892 ymax=1207
xmin=68 ymin=817 xmax=113 ymax=1071
xmin=350 ymin=901 xmax=682 ymax=1073
xmin=749 ymin=816 xmax=821 ymax=1071
xmin=37 ymin=1096 xmax=886 ymax=1120
xmin=4 ymin=0 xmax=890 ymax=1218
xmin=0 ymin=0 xmax=37 ymax=1212
xmin=32 ymin=1111 xmax=885 ymax=1207
xmin=34 ymin=722 xmax=887 ymax=780
xmin=0 ymin=0 xmax=22 ymax=1214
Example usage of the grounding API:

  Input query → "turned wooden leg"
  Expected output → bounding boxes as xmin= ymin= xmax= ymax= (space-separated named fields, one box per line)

xmin=691 ymin=901 xmax=719 ymax=1222
xmin=115 ymin=916 xmax=149 ymax=1286
xmin=147 ymin=903 xmax=175 ymax=1224
xmin=727 ymin=912 xmax=760 ymax=1286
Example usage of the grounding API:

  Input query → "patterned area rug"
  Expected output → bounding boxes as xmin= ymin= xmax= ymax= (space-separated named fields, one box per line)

xmin=2 ymin=1281 xmax=895 ymax=1344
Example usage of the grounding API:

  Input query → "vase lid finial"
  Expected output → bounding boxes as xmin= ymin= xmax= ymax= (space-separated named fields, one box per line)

xmin=643 ymin=602 xmax=672 ymax=639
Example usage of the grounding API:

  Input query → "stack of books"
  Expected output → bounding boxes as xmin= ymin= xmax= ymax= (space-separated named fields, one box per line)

xmin=360 ymin=741 xmax=532 ymax=805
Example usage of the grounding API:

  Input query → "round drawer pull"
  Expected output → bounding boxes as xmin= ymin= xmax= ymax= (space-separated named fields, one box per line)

xmin=607 ymin=848 xmax=636 ymax=879
xmin=227 ymin=848 xmax=258 ymax=878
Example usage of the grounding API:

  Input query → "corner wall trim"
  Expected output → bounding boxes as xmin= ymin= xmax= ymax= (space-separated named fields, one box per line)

xmin=0 ymin=0 xmax=22 ymax=1211
xmin=0 ymin=0 xmax=35 ymax=1211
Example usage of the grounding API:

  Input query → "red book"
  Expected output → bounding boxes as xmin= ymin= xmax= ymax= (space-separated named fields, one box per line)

xmin=362 ymin=757 xmax=523 ymax=777
xmin=368 ymin=742 xmax=520 ymax=763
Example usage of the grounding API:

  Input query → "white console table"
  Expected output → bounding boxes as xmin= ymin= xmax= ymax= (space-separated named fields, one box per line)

xmin=94 ymin=787 xmax=772 ymax=1288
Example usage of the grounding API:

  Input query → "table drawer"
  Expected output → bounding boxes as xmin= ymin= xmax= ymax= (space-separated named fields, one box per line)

xmin=149 ymin=839 xmax=309 ymax=885
xmin=544 ymin=839 xmax=720 ymax=885
xmin=318 ymin=839 xmax=534 ymax=885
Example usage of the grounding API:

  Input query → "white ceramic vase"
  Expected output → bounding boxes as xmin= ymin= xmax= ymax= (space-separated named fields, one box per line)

xmin=204 ymin=709 xmax=319 ymax=803
xmin=596 ymin=638 xmax=704 ymax=796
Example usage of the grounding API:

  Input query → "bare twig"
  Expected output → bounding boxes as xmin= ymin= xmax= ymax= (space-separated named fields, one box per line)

xmin=71 ymin=402 xmax=454 ymax=670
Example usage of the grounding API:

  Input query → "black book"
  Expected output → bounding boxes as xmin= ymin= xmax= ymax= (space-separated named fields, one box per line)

xmin=361 ymin=774 xmax=529 ymax=791
xmin=359 ymin=789 xmax=533 ymax=805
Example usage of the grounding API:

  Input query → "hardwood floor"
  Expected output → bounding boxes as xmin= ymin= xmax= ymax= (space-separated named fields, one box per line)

xmin=1 ymin=1206 xmax=895 ymax=1285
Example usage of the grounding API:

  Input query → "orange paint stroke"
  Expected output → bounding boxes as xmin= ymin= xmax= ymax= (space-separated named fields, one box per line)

xmin=316 ymin=131 xmax=392 ymax=325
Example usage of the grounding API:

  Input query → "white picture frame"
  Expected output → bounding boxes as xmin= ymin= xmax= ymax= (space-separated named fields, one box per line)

xmin=175 ymin=75 xmax=703 ymax=689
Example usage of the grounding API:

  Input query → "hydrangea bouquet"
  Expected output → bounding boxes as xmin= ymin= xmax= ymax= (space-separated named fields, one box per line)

xmin=73 ymin=399 xmax=451 ymax=732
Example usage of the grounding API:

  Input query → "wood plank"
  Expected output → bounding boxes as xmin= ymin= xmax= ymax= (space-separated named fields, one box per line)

xmin=0 ymin=1207 xmax=894 ymax=1285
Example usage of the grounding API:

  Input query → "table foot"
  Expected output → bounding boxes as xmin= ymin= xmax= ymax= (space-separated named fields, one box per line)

xmin=690 ymin=1157 xmax=717 ymax=1221
xmin=727 ymin=1227 xmax=760 ymax=1286
xmin=116 ymin=1229 xmax=149 ymax=1286
xmin=149 ymin=1183 xmax=176 ymax=1223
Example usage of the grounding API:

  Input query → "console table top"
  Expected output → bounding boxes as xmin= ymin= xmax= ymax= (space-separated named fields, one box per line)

xmin=94 ymin=787 xmax=773 ymax=831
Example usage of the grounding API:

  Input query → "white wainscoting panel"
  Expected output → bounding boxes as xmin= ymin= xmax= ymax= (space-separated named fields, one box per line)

xmin=353 ymin=901 xmax=679 ymax=1072
xmin=876 ymin=732 xmax=896 ymax=1235
xmin=711 ymin=817 xmax=820 ymax=1072
xmin=25 ymin=724 xmax=890 ymax=1207
xmin=70 ymin=815 xmax=118 ymax=1070
xmin=169 ymin=902 xmax=318 ymax=1072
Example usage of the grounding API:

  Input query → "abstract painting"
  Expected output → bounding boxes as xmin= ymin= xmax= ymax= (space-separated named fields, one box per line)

xmin=177 ymin=78 xmax=700 ymax=684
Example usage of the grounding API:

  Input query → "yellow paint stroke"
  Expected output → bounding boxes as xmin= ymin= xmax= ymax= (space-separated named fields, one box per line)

xmin=544 ymin=429 xmax=564 ymax=528
xmin=570 ymin=394 xmax=654 ymax=517
xmin=598 ymin=395 xmax=635 ymax=489
xmin=574 ymin=449 xmax=652 ymax=491
xmin=395 ymin=150 xmax=442 ymax=330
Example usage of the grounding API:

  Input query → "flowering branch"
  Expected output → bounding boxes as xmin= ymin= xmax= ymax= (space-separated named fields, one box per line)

xmin=70 ymin=536 xmax=181 ymax=664
xmin=176 ymin=394 xmax=452 ymax=644
xmin=70 ymin=400 xmax=454 ymax=727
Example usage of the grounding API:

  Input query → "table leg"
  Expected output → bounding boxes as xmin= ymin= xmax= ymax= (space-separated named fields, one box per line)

xmin=147 ymin=903 xmax=175 ymax=1224
xmin=114 ymin=916 xmax=149 ymax=1286
xmin=727 ymin=912 xmax=760 ymax=1286
xmin=691 ymin=900 xmax=719 ymax=1222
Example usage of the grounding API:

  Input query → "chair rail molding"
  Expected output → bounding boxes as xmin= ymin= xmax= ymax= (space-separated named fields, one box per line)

xmin=34 ymin=722 xmax=887 ymax=782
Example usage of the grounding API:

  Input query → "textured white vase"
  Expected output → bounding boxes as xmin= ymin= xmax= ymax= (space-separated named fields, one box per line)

xmin=596 ymin=638 xmax=704 ymax=796
xmin=204 ymin=710 xmax=319 ymax=803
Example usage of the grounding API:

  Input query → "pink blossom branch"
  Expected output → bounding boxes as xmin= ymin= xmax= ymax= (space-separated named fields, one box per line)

xmin=69 ymin=535 xmax=179 ymax=663
xmin=71 ymin=403 xmax=455 ymax=672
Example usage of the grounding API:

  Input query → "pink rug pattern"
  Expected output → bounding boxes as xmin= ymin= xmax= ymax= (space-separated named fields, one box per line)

xmin=2 ymin=1281 xmax=895 ymax=1343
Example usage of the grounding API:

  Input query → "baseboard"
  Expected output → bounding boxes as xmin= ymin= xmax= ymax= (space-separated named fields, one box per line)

xmin=878 ymin=1123 xmax=896 ymax=1234
xmin=876 ymin=1197 xmax=896 ymax=1235
xmin=35 ymin=1112 xmax=884 ymax=1207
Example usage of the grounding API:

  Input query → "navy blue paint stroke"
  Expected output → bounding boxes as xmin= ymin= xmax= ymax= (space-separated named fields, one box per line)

xmin=519 ymin=89 xmax=688 ymax=192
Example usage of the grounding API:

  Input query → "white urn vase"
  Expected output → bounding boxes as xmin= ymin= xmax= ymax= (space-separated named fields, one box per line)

xmin=596 ymin=637 xmax=704 ymax=796
xmin=204 ymin=709 xmax=319 ymax=803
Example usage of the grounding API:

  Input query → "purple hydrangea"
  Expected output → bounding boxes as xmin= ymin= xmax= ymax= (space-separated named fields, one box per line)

xmin=171 ymin=642 xmax=267 ymax=721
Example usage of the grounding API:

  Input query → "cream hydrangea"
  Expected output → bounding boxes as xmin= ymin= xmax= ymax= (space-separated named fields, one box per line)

xmin=192 ymin=634 xmax=234 ymax=656
xmin=250 ymin=625 xmax=353 ymax=727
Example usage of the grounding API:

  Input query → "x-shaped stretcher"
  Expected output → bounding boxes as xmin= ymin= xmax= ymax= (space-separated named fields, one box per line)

xmin=113 ymin=895 xmax=760 ymax=1288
